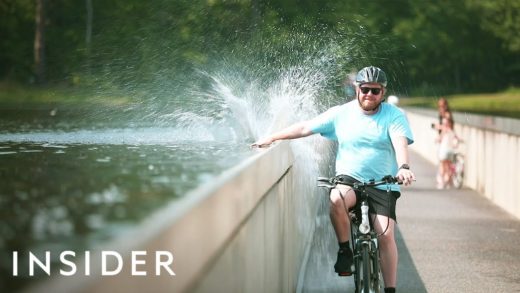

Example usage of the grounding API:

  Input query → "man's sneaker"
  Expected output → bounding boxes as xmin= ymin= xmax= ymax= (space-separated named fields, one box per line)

xmin=334 ymin=248 xmax=353 ymax=276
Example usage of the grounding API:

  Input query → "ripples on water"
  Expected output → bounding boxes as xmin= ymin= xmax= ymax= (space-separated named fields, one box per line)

xmin=0 ymin=109 xmax=253 ymax=290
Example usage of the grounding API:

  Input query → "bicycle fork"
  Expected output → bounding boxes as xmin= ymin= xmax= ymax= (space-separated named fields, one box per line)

xmin=354 ymin=235 xmax=382 ymax=293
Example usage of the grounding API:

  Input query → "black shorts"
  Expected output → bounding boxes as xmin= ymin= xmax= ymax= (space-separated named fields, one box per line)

xmin=336 ymin=175 xmax=400 ymax=221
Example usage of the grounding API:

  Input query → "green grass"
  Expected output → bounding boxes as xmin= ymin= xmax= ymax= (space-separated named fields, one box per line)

xmin=0 ymin=81 xmax=132 ymax=109
xmin=400 ymin=87 xmax=520 ymax=119
xmin=2 ymin=81 xmax=520 ymax=119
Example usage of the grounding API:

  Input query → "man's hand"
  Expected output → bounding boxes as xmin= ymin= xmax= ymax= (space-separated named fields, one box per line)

xmin=250 ymin=121 xmax=313 ymax=148
xmin=396 ymin=169 xmax=416 ymax=186
xmin=250 ymin=137 xmax=275 ymax=148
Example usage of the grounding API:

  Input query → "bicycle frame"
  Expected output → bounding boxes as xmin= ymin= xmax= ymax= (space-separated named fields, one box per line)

xmin=351 ymin=198 xmax=383 ymax=293
xmin=317 ymin=175 xmax=398 ymax=293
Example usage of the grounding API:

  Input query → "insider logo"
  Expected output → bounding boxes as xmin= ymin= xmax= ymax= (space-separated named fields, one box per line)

xmin=12 ymin=250 xmax=176 ymax=276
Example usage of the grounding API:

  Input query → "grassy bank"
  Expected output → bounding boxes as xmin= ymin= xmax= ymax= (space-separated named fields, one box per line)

xmin=400 ymin=88 xmax=520 ymax=119
xmin=0 ymin=81 xmax=133 ymax=109
xmin=2 ymin=82 xmax=520 ymax=119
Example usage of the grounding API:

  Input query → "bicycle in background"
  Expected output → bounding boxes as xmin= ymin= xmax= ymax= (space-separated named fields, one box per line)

xmin=318 ymin=175 xmax=400 ymax=293
xmin=449 ymin=151 xmax=464 ymax=189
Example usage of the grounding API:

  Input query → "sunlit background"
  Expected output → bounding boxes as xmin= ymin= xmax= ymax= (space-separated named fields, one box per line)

xmin=1 ymin=0 xmax=519 ymax=291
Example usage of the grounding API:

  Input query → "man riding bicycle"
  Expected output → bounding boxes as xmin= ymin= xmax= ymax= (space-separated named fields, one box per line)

xmin=252 ymin=66 xmax=415 ymax=293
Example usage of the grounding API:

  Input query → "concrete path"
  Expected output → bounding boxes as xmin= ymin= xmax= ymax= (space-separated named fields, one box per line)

xmin=299 ymin=151 xmax=520 ymax=293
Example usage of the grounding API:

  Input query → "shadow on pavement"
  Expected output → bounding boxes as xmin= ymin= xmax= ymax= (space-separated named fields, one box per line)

xmin=395 ymin=227 xmax=428 ymax=293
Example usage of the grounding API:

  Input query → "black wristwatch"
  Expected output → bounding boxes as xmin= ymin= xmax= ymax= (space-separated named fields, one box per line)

xmin=399 ymin=164 xmax=410 ymax=170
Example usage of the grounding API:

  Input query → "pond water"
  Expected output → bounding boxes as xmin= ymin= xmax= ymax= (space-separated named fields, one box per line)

xmin=0 ymin=108 xmax=253 ymax=291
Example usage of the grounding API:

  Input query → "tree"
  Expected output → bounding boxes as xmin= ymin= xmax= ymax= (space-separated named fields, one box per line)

xmin=85 ymin=0 xmax=93 ymax=74
xmin=34 ymin=0 xmax=46 ymax=84
xmin=466 ymin=0 xmax=520 ymax=52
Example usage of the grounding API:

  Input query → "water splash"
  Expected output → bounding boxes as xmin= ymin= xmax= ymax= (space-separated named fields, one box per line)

xmin=171 ymin=49 xmax=344 ymax=145
xmin=174 ymin=37 xmax=345 ymax=269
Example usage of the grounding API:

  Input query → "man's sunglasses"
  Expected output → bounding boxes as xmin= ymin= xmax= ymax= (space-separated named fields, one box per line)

xmin=360 ymin=87 xmax=382 ymax=95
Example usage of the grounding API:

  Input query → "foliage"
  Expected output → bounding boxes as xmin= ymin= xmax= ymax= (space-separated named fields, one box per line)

xmin=466 ymin=0 xmax=520 ymax=53
xmin=0 ymin=0 xmax=519 ymax=96
xmin=400 ymin=88 xmax=520 ymax=118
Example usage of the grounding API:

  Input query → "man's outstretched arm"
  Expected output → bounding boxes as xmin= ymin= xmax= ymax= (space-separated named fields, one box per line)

xmin=251 ymin=121 xmax=314 ymax=148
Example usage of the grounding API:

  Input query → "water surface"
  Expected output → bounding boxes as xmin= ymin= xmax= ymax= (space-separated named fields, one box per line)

xmin=0 ymin=115 xmax=252 ymax=291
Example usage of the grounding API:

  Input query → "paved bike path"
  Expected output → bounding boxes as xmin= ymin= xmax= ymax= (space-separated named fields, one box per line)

xmin=299 ymin=150 xmax=520 ymax=293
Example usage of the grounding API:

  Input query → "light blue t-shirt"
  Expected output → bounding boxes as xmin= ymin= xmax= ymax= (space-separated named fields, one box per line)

xmin=309 ymin=101 xmax=414 ymax=191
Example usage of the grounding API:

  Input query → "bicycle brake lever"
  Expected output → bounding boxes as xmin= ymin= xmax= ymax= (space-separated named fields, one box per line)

xmin=317 ymin=183 xmax=335 ymax=189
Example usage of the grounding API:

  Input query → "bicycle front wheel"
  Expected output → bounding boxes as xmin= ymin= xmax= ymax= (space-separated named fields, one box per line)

xmin=452 ymin=154 xmax=464 ymax=189
xmin=371 ymin=243 xmax=383 ymax=293
xmin=361 ymin=244 xmax=371 ymax=293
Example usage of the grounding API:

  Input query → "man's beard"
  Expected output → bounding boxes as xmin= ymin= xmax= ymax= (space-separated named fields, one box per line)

xmin=357 ymin=96 xmax=381 ymax=112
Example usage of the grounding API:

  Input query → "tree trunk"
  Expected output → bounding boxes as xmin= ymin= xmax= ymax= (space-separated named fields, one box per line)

xmin=34 ymin=0 xmax=46 ymax=84
xmin=85 ymin=0 xmax=93 ymax=74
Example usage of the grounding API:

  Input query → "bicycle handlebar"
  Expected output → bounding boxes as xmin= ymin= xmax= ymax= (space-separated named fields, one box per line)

xmin=317 ymin=175 xmax=400 ymax=190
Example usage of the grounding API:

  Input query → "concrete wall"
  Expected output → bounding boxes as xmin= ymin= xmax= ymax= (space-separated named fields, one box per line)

xmin=26 ymin=139 xmax=332 ymax=293
xmin=406 ymin=108 xmax=520 ymax=219
xmin=192 ymin=139 xmax=335 ymax=293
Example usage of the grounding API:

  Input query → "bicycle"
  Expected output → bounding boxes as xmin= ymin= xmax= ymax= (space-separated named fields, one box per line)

xmin=447 ymin=152 xmax=464 ymax=189
xmin=317 ymin=175 xmax=399 ymax=293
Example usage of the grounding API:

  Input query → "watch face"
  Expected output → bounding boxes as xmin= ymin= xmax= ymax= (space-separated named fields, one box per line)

xmin=401 ymin=164 xmax=410 ymax=170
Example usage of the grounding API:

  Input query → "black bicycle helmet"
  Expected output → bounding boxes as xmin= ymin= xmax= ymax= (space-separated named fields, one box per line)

xmin=355 ymin=66 xmax=388 ymax=87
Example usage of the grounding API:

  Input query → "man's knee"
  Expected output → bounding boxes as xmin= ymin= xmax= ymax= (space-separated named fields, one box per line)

xmin=329 ymin=190 xmax=344 ymax=206
xmin=329 ymin=187 xmax=354 ymax=209
xmin=377 ymin=227 xmax=396 ymax=247
xmin=379 ymin=230 xmax=394 ymax=241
